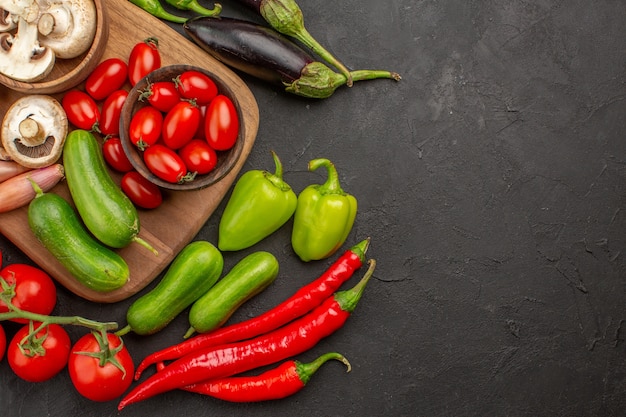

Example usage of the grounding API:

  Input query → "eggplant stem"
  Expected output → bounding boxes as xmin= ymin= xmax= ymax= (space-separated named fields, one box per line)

xmin=349 ymin=69 xmax=402 ymax=82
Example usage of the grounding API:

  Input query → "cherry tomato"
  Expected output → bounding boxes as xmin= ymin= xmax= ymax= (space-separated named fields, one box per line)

xmin=68 ymin=332 xmax=134 ymax=402
xmin=62 ymin=90 xmax=100 ymax=130
xmin=0 ymin=324 xmax=5 ymax=362
xmin=129 ymin=106 xmax=163 ymax=149
xmin=85 ymin=58 xmax=128 ymax=101
xmin=175 ymin=70 xmax=218 ymax=105
xmin=99 ymin=89 xmax=128 ymax=136
xmin=162 ymin=101 xmax=201 ymax=150
xmin=205 ymin=94 xmax=239 ymax=151
xmin=103 ymin=137 xmax=134 ymax=172
xmin=143 ymin=81 xmax=180 ymax=112
xmin=121 ymin=171 xmax=163 ymax=209
xmin=128 ymin=38 xmax=161 ymax=86
xmin=143 ymin=144 xmax=189 ymax=183
xmin=8 ymin=323 xmax=71 ymax=383
xmin=179 ymin=139 xmax=218 ymax=175
xmin=0 ymin=264 xmax=56 ymax=324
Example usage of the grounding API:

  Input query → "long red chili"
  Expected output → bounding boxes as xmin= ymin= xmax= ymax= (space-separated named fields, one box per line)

xmin=134 ymin=238 xmax=369 ymax=380
xmin=117 ymin=259 xmax=376 ymax=410
xmin=156 ymin=352 xmax=351 ymax=402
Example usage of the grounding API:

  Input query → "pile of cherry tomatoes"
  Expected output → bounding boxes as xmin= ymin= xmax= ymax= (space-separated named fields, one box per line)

xmin=0 ymin=252 xmax=133 ymax=402
xmin=60 ymin=37 xmax=240 ymax=209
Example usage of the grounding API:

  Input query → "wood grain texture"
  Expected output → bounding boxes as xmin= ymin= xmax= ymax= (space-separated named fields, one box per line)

xmin=0 ymin=0 xmax=259 ymax=303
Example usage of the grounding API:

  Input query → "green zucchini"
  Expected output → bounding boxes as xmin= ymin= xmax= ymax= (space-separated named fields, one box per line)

xmin=63 ymin=129 xmax=156 ymax=254
xmin=185 ymin=251 xmax=279 ymax=337
xmin=120 ymin=241 xmax=224 ymax=336
xmin=27 ymin=184 xmax=129 ymax=293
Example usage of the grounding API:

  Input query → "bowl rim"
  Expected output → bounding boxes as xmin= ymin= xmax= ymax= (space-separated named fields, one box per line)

xmin=119 ymin=64 xmax=246 ymax=191
xmin=0 ymin=0 xmax=109 ymax=94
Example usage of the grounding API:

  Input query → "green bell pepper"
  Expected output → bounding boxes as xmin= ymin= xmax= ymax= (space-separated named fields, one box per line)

xmin=291 ymin=158 xmax=357 ymax=262
xmin=218 ymin=151 xmax=297 ymax=251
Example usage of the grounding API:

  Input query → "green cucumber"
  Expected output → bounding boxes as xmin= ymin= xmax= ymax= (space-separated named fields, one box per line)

xmin=185 ymin=251 xmax=279 ymax=338
xmin=27 ymin=184 xmax=129 ymax=293
xmin=63 ymin=129 xmax=156 ymax=254
xmin=120 ymin=241 xmax=224 ymax=336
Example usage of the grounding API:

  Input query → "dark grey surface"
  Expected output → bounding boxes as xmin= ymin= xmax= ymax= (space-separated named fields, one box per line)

xmin=1 ymin=1 xmax=625 ymax=416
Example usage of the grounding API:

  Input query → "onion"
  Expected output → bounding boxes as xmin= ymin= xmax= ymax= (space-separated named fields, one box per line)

xmin=0 ymin=160 xmax=31 ymax=183
xmin=0 ymin=164 xmax=64 ymax=213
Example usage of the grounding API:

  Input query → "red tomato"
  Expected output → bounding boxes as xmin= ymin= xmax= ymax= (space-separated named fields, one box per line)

xmin=69 ymin=332 xmax=134 ymax=402
xmin=143 ymin=144 xmax=189 ymax=183
xmin=121 ymin=171 xmax=163 ymax=209
xmin=128 ymin=38 xmax=161 ymax=86
xmin=162 ymin=101 xmax=201 ymax=150
xmin=175 ymin=70 xmax=218 ymax=105
xmin=85 ymin=58 xmax=128 ymax=100
xmin=103 ymin=137 xmax=134 ymax=172
xmin=8 ymin=323 xmax=71 ymax=382
xmin=0 ymin=324 xmax=5 ymax=362
xmin=99 ymin=89 xmax=128 ymax=136
xmin=179 ymin=139 xmax=218 ymax=175
xmin=205 ymin=94 xmax=239 ymax=151
xmin=62 ymin=90 xmax=100 ymax=130
xmin=129 ymin=106 xmax=163 ymax=149
xmin=0 ymin=264 xmax=56 ymax=323
xmin=143 ymin=81 xmax=180 ymax=112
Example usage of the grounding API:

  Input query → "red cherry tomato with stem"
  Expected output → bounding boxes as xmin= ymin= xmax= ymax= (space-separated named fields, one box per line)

xmin=175 ymin=70 xmax=218 ymax=105
xmin=121 ymin=171 xmax=163 ymax=209
xmin=205 ymin=94 xmax=239 ymax=151
xmin=143 ymin=144 xmax=191 ymax=184
xmin=129 ymin=106 xmax=163 ymax=150
xmin=68 ymin=332 xmax=134 ymax=402
xmin=8 ymin=323 xmax=71 ymax=383
xmin=141 ymin=81 xmax=180 ymax=112
xmin=62 ymin=90 xmax=100 ymax=131
xmin=0 ymin=264 xmax=56 ymax=323
xmin=85 ymin=58 xmax=128 ymax=100
xmin=103 ymin=137 xmax=134 ymax=172
xmin=179 ymin=139 xmax=218 ymax=175
xmin=99 ymin=89 xmax=128 ymax=136
xmin=162 ymin=100 xmax=201 ymax=150
xmin=128 ymin=37 xmax=161 ymax=86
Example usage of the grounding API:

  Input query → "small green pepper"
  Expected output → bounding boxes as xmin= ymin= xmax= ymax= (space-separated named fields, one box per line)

xmin=165 ymin=0 xmax=222 ymax=17
xmin=129 ymin=0 xmax=188 ymax=23
xmin=218 ymin=151 xmax=297 ymax=251
xmin=291 ymin=158 xmax=357 ymax=262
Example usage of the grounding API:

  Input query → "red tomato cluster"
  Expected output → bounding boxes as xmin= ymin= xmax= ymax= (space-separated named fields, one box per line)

xmin=0 ymin=259 xmax=133 ymax=401
xmin=130 ymin=69 xmax=239 ymax=184
xmin=60 ymin=38 xmax=240 ymax=209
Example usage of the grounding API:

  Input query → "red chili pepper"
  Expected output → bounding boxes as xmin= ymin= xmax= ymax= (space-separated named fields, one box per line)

xmin=134 ymin=238 xmax=370 ymax=380
xmin=117 ymin=259 xmax=376 ymax=410
xmin=157 ymin=352 xmax=351 ymax=402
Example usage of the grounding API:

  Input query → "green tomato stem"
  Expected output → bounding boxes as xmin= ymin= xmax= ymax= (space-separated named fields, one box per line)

xmin=0 ymin=276 xmax=119 ymax=346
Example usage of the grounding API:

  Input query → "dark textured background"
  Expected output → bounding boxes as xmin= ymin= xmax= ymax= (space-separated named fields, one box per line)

xmin=1 ymin=1 xmax=625 ymax=416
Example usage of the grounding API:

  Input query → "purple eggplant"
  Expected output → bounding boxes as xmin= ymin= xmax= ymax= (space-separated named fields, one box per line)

xmin=227 ymin=0 xmax=354 ymax=85
xmin=183 ymin=16 xmax=400 ymax=99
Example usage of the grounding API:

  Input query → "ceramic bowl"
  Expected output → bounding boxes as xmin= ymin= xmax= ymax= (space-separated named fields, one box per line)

xmin=0 ymin=0 xmax=108 ymax=94
xmin=119 ymin=64 xmax=246 ymax=191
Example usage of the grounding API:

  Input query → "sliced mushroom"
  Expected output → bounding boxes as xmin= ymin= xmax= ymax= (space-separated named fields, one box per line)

xmin=37 ymin=0 xmax=97 ymax=59
xmin=1 ymin=94 xmax=68 ymax=168
xmin=0 ymin=8 xmax=17 ymax=31
xmin=0 ymin=15 xmax=54 ymax=81
xmin=0 ymin=0 xmax=41 ymax=24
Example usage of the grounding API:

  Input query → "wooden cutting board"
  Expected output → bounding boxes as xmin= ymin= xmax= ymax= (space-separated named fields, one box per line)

xmin=0 ymin=0 xmax=259 ymax=303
